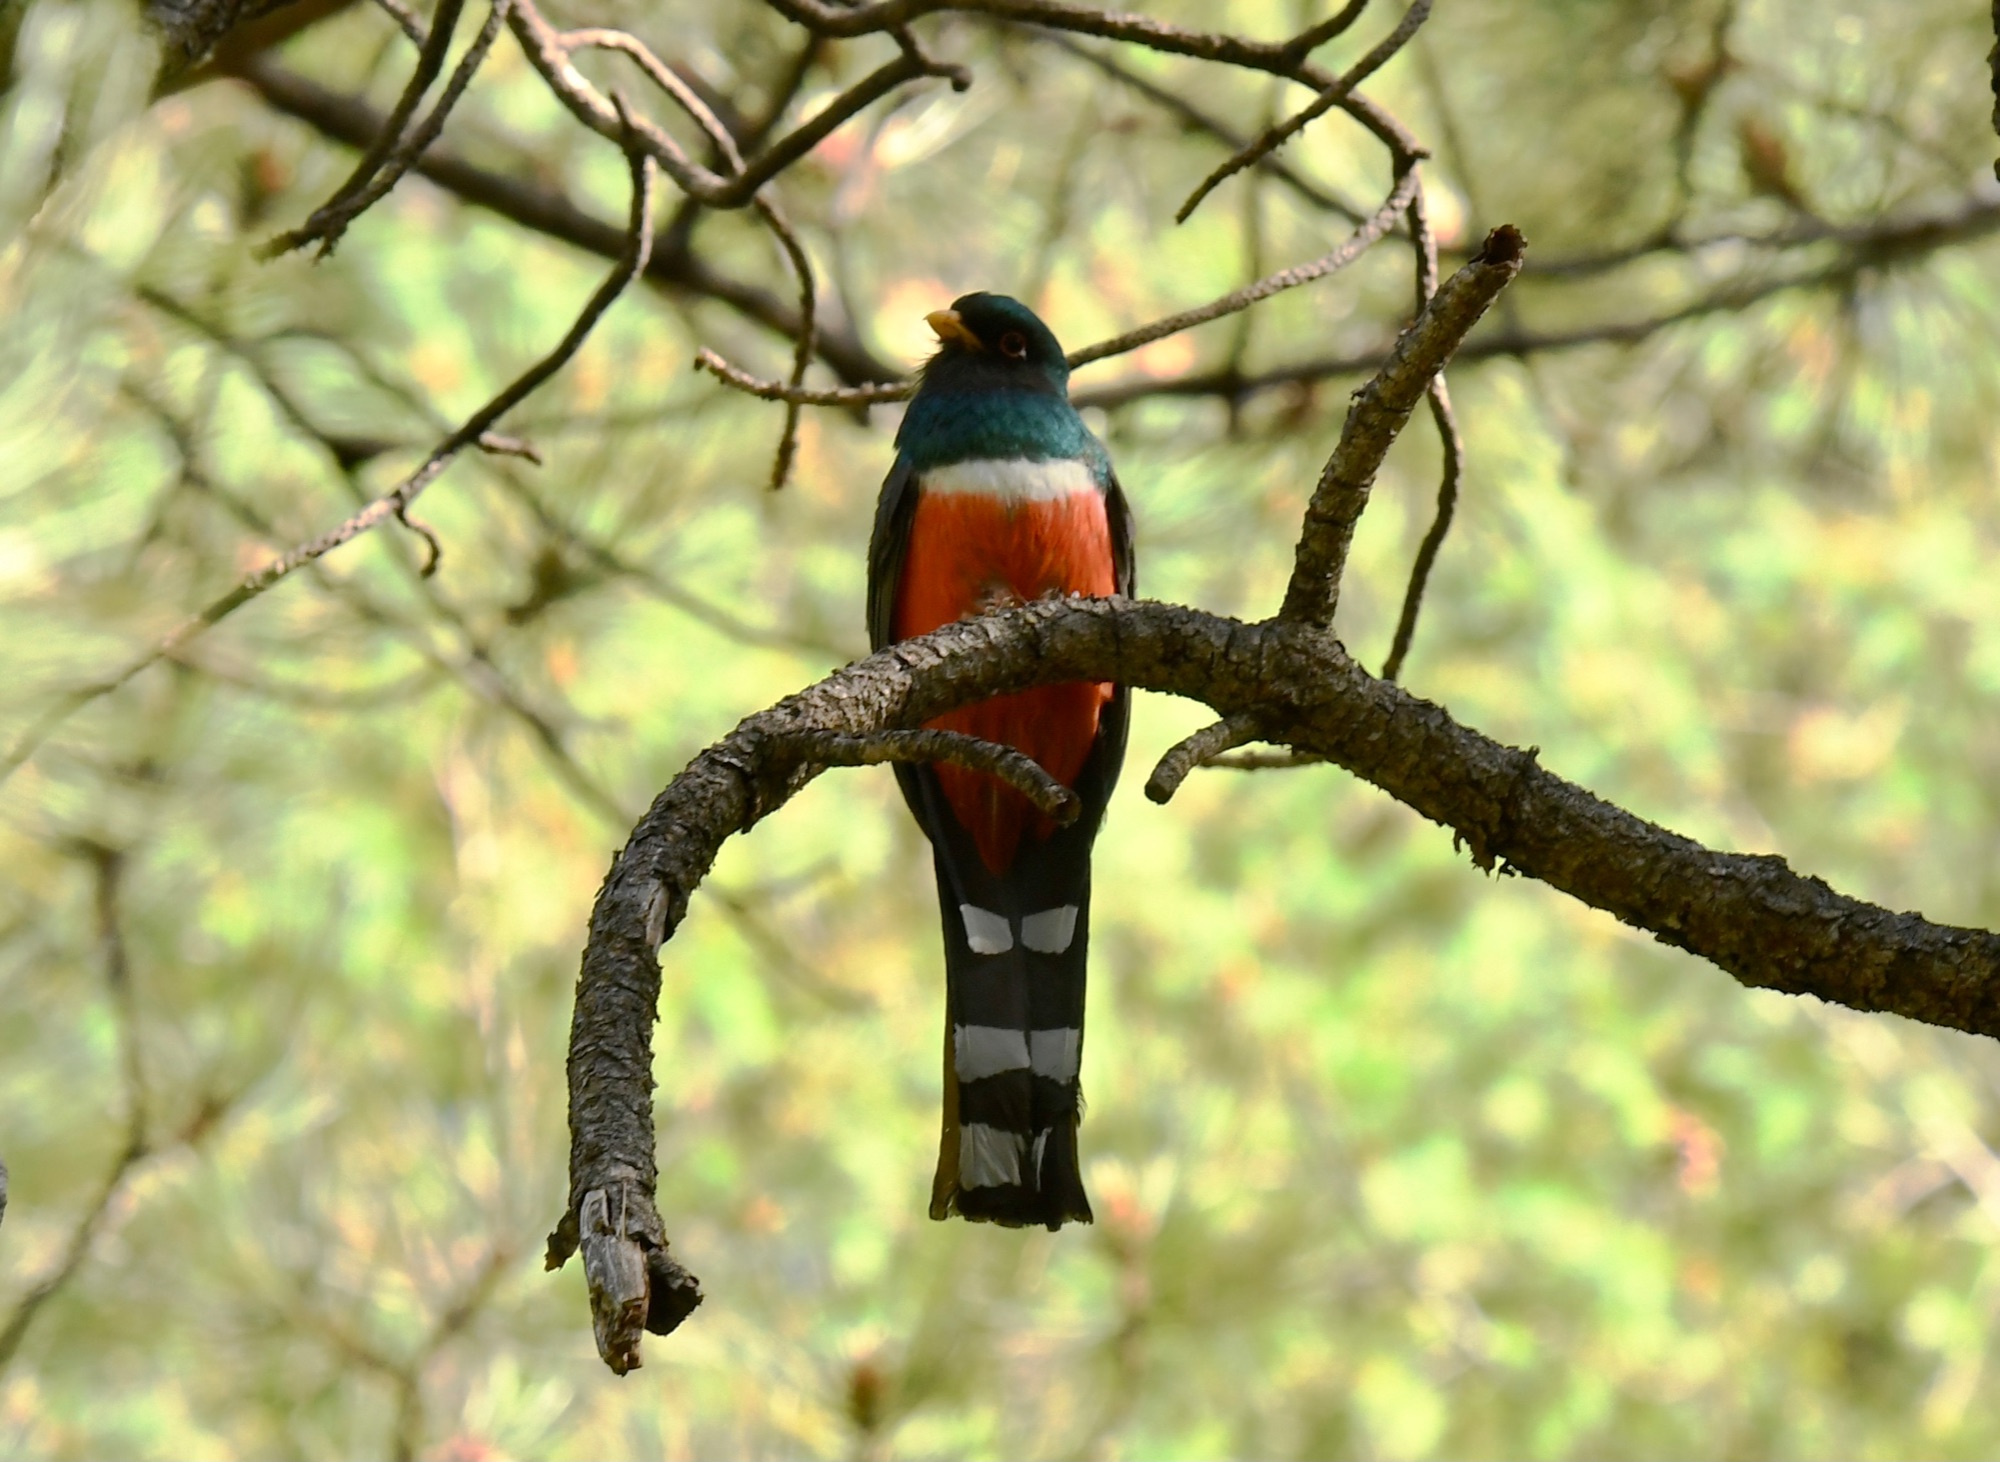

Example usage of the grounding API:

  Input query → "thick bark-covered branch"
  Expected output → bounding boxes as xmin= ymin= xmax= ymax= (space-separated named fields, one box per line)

xmin=554 ymin=592 xmax=2000 ymax=1371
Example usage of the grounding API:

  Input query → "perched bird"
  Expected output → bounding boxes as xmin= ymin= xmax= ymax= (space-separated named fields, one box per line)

xmin=867 ymin=293 xmax=1135 ymax=1230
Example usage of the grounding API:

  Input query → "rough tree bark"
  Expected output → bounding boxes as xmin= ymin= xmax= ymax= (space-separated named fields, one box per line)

xmin=21 ymin=0 xmax=2000 ymax=1379
xmin=549 ymin=227 xmax=2000 ymax=1373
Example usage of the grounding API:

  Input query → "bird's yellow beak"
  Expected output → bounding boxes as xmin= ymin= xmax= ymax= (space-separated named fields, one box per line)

xmin=926 ymin=309 xmax=982 ymax=350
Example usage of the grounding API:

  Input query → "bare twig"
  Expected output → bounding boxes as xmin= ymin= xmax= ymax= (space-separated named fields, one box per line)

xmin=783 ymin=729 xmax=1079 ymax=822
xmin=1174 ymin=0 xmax=1434 ymax=223
xmin=1379 ymin=377 xmax=1461 ymax=680
xmin=1281 ymin=224 xmax=1524 ymax=627
xmin=511 ymin=0 xmax=953 ymax=209
xmin=1069 ymin=166 xmax=1420 ymax=367
xmin=747 ymin=197 xmax=817 ymax=490
xmin=556 ymin=26 xmax=740 ymax=150
xmin=1047 ymin=35 xmax=1370 ymax=223
xmin=1144 ymin=713 xmax=1261 ymax=803
xmin=0 ymin=144 xmax=659 ymax=787
xmin=1207 ymin=748 xmax=1326 ymax=770
xmin=0 ymin=847 xmax=148 ymax=1373
xmin=1380 ymin=175 xmax=1464 ymax=681
xmin=261 ymin=0 xmax=469 ymax=255
xmin=476 ymin=431 xmax=542 ymax=462
xmin=695 ymin=171 xmax=1419 ymax=409
xmin=693 ymin=350 xmax=911 ymax=405
xmin=1070 ymin=194 xmax=2000 ymax=410
xmin=372 ymin=0 xmax=428 ymax=45
xmin=233 ymin=58 xmax=901 ymax=385
xmin=269 ymin=0 xmax=516 ymax=257
xmin=764 ymin=0 xmax=1386 ymax=81
xmin=1283 ymin=0 xmax=1375 ymax=58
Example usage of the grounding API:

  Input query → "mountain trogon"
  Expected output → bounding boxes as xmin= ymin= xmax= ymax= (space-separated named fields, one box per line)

xmin=866 ymin=292 xmax=1135 ymax=1230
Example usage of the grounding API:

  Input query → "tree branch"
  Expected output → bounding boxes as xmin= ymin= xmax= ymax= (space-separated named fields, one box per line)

xmin=784 ymin=729 xmax=1079 ymax=820
xmin=1070 ymin=196 xmax=2000 ymax=410
xmin=1279 ymin=223 xmax=1523 ymax=627
xmin=1173 ymin=0 xmax=1432 ymax=222
xmin=0 ymin=845 xmax=149 ymax=1373
xmin=693 ymin=170 xmax=1424 ymax=407
xmin=0 ymin=141 xmax=658 ymax=786
xmin=228 ymin=57 xmax=901 ymax=385
xmin=511 ymin=0 xmax=958 ymax=210
xmin=554 ymin=589 xmax=2000 ymax=1372
xmin=267 ymin=0 xmax=514 ymax=257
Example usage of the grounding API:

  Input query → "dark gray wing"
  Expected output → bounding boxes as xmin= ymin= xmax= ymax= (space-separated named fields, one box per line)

xmin=1105 ymin=465 xmax=1136 ymax=598
xmin=1072 ymin=463 xmax=1134 ymax=824
xmin=867 ymin=452 xmax=919 ymax=652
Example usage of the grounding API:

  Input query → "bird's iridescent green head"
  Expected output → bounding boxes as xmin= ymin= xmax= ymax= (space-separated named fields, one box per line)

xmin=920 ymin=292 xmax=1069 ymax=397
xmin=898 ymin=291 xmax=1094 ymax=468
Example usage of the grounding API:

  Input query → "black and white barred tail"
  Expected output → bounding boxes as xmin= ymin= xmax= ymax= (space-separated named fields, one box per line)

xmin=925 ymin=838 xmax=1095 ymax=1228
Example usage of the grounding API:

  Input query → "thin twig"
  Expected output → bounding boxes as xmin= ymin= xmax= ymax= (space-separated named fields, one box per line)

xmin=0 ymin=847 xmax=149 ymax=1373
xmin=758 ymin=200 xmax=817 ymax=489
xmin=765 ymin=0 xmax=1387 ymax=83
xmin=1144 ymin=713 xmax=1261 ymax=803
xmin=371 ymin=0 xmax=428 ymax=45
xmin=261 ymin=0 xmax=469 ymax=255
xmin=556 ymin=26 xmax=741 ymax=154
xmin=0 ymin=145 xmax=659 ymax=787
xmin=1380 ymin=174 xmax=1463 ymax=681
xmin=1046 ymin=36 xmax=1368 ymax=222
xmin=282 ymin=0 xmax=517 ymax=258
xmin=1280 ymin=223 xmax=1523 ymax=627
xmin=1070 ymin=200 xmax=2000 ymax=409
xmin=1379 ymin=378 xmax=1460 ymax=680
xmin=1206 ymin=748 xmax=1327 ymax=770
xmin=1283 ymin=0 xmax=1375 ymax=58
xmin=512 ymin=0 xmax=953 ymax=209
xmin=548 ymin=20 xmax=822 ymax=487
xmin=1175 ymin=0 xmax=1433 ymax=223
xmin=693 ymin=350 xmax=911 ymax=405
xmin=781 ymin=729 xmax=1079 ymax=822
xmin=233 ymin=57 xmax=900 ymax=385
xmin=695 ymin=171 xmax=1418 ymax=409
xmin=1070 ymin=166 xmax=1420 ymax=367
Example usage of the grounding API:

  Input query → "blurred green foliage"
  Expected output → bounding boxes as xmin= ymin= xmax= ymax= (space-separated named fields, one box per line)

xmin=4 ymin=0 xmax=2000 ymax=1456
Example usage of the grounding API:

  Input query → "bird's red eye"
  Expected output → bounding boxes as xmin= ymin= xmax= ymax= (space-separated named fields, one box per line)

xmin=999 ymin=331 xmax=1028 ymax=359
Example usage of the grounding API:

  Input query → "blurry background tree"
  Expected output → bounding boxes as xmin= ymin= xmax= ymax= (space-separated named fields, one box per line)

xmin=5 ymin=0 xmax=2000 ymax=1456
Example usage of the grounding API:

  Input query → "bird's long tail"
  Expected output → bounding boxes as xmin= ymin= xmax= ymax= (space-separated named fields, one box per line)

xmin=927 ymin=850 xmax=1094 ymax=1229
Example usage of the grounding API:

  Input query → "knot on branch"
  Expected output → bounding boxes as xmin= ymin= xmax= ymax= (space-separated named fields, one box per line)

xmin=1456 ymin=743 xmax=1540 ymax=874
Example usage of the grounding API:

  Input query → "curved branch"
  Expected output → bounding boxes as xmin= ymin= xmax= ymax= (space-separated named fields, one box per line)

xmin=693 ymin=173 xmax=1425 ymax=407
xmin=1067 ymin=165 xmax=1420 ymax=367
xmin=1074 ymin=196 xmax=2000 ymax=411
xmin=1144 ymin=713 xmax=1260 ymax=803
xmin=555 ymin=591 xmax=2000 ymax=1372
xmin=1281 ymin=224 xmax=1523 ymax=626
xmin=783 ymin=729 xmax=1079 ymax=820
xmin=511 ymin=0 xmax=952 ymax=209
xmin=263 ymin=0 xmax=468 ymax=253
xmin=232 ymin=58 xmax=902 ymax=385
xmin=0 ymin=142 xmax=659 ymax=786
xmin=1174 ymin=0 xmax=1433 ymax=223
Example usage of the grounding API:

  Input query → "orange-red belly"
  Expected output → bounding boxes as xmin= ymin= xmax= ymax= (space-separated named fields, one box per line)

xmin=894 ymin=484 xmax=1117 ymax=873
